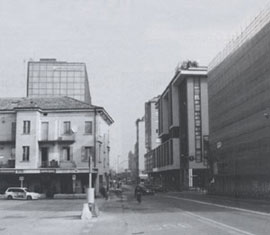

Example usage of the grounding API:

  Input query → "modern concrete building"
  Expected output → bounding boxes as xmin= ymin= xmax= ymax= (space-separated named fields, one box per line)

xmin=144 ymin=97 xmax=160 ymax=176
xmin=128 ymin=150 xmax=137 ymax=182
xmin=152 ymin=65 xmax=209 ymax=190
xmin=0 ymin=97 xmax=113 ymax=196
xmin=208 ymin=7 xmax=270 ymax=198
xmin=27 ymin=59 xmax=91 ymax=104
xmin=134 ymin=117 xmax=146 ymax=181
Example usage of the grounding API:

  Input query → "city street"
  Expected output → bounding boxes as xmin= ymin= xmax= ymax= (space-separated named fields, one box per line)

xmin=89 ymin=186 xmax=270 ymax=235
xmin=1 ymin=186 xmax=270 ymax=235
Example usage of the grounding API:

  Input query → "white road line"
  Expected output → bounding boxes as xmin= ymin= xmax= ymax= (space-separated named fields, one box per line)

xmin=164 ymin=195 xmax=270 ymax=217
xmin=183 ymin=211 xmax=256 ymax=235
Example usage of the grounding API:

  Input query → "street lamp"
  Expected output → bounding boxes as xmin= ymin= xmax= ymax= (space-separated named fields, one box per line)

xmin=135 ymin=117 xmax=144 ymax=183
xmin=85 ymin=108 xmax=97 ymax=217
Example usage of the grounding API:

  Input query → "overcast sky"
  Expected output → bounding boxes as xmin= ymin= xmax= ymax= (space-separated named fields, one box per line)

xmin=0 ymin=0 xmax=269 ymax=170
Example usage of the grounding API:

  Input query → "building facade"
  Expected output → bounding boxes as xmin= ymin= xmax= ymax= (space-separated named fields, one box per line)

xmin=144 ymin=97 xmax=160 ymax=176
xmin=27 ymin=59 xmax=91 ymax=104
xmin=208 ymin=8 xmax=270 ymax=198
xmin=151 ymin=66 xmax=209 ymax=190
xmin=128 ymin=150 xmax=137 ymax=182
xmin=134 ymin=117 xmax=146 ymax=181
xmin=0 ymin=97 xmax=113 ymax=196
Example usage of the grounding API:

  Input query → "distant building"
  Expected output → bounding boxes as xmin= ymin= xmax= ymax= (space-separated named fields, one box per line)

xmin=145 ymin=97 xmax=160 ymax=152
xmin=27 ymin=59 xmax=91 ymax=104
xmin=0 ymin=97 xmax=113 ymax=195
xmin=144 ymin=97 xmax=160 ymax=176
xmin=134 ymin=117 xmax=146 ymax=181
xmin=152 ymin=66 xmax=209 ymax=190
xmin=208 ymin=7 xmax=270 ymax=197
xmin=128 ymin=151 xmax=137 ymax=181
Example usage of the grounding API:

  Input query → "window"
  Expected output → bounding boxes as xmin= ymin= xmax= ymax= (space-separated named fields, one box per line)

xmin=81 ymin=146 xmax=93 ymax=162
xmin=41 ymin=122 xmax=49 ymax=140
xmin=11 ymin=122 xmax=16 ymax=140
xmin=63 ymin=121 xmax=71 ymax=134
xmin=23 ymin=121 xmax=30 ymax=134
xmin=195 ymin=104 xmax=201 ymax=111
xmin=63 ymin=147 xmax=71 ymax=161
xmin=22 ymin=146 xmax=30 ymax=161
xmin=85 ymin=121 xmax=92 ymax=134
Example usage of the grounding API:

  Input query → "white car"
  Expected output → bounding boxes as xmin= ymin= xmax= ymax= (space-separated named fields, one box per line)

xmin=5 ymin=187 xmax=40 ymax=200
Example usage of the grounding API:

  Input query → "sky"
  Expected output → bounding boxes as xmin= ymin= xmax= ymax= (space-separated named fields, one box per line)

xmin=0 ymin=0 xmax=269 ymax=170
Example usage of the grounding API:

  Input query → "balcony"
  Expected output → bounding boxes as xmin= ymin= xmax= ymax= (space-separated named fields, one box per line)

xmin=0 ymin=139 xmax=15 ymax=144
xmin=58 ymin=133 xmax=75 ymax=142
xmin=40 ymin=160 xmax=59 ymax=168
xmin=39 ymin=133 xmax=75 ymax=145
xmin=59 ymin=160 xmax=76 ymax=169
xmin=0 ymin=160 xmax=15 ymax=168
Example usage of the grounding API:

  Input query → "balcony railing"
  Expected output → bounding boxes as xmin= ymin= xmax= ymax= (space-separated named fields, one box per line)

xmin=59 ymin=160 xmax=76 ymax=169
xmin=0 ymin=160 xmax=15 ymax=168
xmin=39 ymin=133 xmax=75 ymax=144
xmin=40 ymin=160 xmax=59 ymax=168
xmin=0 ymin=139 xmax=15 ymax=144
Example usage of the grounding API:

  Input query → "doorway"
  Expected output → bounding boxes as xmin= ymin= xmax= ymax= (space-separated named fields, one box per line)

xmin=41 ymin=147 xmax=49 ymax=167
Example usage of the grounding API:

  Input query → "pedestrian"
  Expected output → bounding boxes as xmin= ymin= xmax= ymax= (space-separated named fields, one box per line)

xmin=134 ymin=184 xmax=142 ymax=203
xmin=100 ymin=185 xmax=108 ymax=200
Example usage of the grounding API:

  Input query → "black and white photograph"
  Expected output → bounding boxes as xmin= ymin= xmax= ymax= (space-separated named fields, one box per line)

xmin=1 ymin=0 xmax=270 ymax=234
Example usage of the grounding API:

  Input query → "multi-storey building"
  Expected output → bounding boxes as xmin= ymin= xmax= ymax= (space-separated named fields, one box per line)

xmin=208 ymin=7 xmax=270 ymax=197
xmin=134 ymin=117 xmax=146 ymax=181
xmin=144 ymin=97 xmax=160 ymax=176
xmin=0 ymin=97 xmax=113 ymax=195
xmin=27 ymin=59 xmax=91 ymax=104
xmin=128 ymin=150 xmax=137 ymax=182
xmin=151 ymin=66 xmax=209 ymax=190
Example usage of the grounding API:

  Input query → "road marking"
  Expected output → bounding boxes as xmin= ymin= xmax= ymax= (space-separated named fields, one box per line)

xmin=184 ymin=211 xmax=256 ymax=235
xmin=164 ymin=195 xmax=270 ymax=217
xmin=146 ymin=223 xmax=191 ymax=232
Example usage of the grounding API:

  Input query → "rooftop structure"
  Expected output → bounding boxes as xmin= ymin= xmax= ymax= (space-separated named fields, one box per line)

xmin=27 ymin=59 xmax=91 ymax=104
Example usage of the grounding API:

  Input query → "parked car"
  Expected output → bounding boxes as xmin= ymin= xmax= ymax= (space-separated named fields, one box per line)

xmin=150 ymin=184 xmax=168 ymax=192
xmin=5 ymin=187 xmax=40 ymax=200
xmin=140 ymin=185 xmax=155 ymax=195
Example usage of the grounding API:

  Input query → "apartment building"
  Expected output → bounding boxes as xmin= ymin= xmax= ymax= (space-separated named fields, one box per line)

xmin=27 ymin=59 xmax=91 ymax=104
xmin=152 ymin=66 xmax=209 ymax=190
xmin=0 ymin=97 xmax=113 ymax=195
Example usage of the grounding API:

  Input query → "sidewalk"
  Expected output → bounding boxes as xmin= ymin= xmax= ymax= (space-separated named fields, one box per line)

xmin=80 ymin=190 xmax=132 ymax=235
xmin=163 ymin=190 xmax=270 ymax=214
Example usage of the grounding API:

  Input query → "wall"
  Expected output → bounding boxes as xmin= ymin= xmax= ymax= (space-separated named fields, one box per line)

xmin=208 ymin=20 xmax=270 ymax=196
xmin=16 ymin=111 xmax=40 ymax=169
xmin=0 ymin=113 xmax=16 ymax=166
xmin=138 ymin=120 xmax=146 ymax=172
xmin=39 ymin=111 xmax=94 ymax=168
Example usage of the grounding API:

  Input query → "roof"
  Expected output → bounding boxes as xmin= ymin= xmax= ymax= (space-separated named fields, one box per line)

xmin=158 ymin=66 xmax=207 ymax=103
xmin=0 ymin=96 xmax=96 ymax=110
xmin=28 ymin=59 xmax=86 ymax=66
xmin=0 ymin=96 xmax=113 ymax=124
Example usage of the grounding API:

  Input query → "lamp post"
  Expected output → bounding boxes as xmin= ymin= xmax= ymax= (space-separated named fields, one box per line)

xmin=86 ymin=108 xmax=97 ymax=213
xmin=135 ymin=117 xmax=144 ymax=183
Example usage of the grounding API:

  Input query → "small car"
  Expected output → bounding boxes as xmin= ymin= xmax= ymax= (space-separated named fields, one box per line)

xmin=140 ymin=185 xmax=155 ymax=195
xmin=151 ymin=184 xmax=168 ymax=192
xmin=5 ymin=187 xmax=40 ymax=200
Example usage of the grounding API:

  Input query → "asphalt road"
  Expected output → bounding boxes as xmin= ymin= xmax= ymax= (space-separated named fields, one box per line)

xmin=0 ymin=199 xmax=89 ymax=235
xmin=91 ymin=187 xmax=270 ymax=235
xmin=1 ymin=187 xmax=270 ymax=235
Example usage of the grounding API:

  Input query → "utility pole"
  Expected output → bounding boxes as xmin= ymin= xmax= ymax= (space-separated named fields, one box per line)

xmin=135 ymin=117 xmax=144 ymax=183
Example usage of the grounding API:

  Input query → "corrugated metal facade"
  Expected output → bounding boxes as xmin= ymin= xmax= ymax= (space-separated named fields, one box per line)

xmin=208 ymin=20 xmax=270 ymax=197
